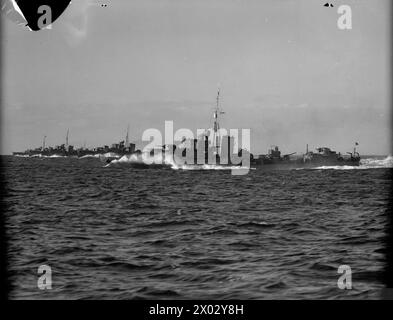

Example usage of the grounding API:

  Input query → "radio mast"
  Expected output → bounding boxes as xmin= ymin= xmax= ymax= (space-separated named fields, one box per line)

xmin=42 ymin=135 xmax=46 ymax=151
xmin=213 ymin=87 xmax=224 ymax=154
xmin=125 ymin=124 xmax=130 ymax=148
xmin=65 ymin=129 xmax=69 ymax=149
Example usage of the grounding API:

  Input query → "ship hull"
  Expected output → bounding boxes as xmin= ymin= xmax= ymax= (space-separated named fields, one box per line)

xmin=252 ymin=158 xmax=360 ymax=170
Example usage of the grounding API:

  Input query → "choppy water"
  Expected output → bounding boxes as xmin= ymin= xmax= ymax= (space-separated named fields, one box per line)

xmin=2 ymin=155 xmax=392 ymax=299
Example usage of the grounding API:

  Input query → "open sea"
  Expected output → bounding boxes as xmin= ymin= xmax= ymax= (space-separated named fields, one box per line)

xmin=2 ymin=155 xmax=393 ymax=299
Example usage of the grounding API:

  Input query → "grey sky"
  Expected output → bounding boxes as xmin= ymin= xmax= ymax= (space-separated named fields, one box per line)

xmin=1 ymin=0 xmax=391 ymax=155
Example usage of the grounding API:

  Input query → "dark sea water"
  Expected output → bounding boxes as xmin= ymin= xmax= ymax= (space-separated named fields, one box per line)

xmin=2 ymin=155 xmax=392 ymax=299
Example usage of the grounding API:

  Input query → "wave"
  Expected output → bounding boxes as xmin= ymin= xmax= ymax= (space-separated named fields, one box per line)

xmin=360 ymin=155 xmax=393 ymax=168
xmin=104 ymin=154 xmax=144 ymax=167
xmin=79 ymin=154 xmax=100 ymax=159
xmin=14 ymin=153 xmax=72 ymax=158
xmin=29 ymin=154 xmax=66 ymax=158
xmin=171 ymin=164 xmax=253 ymax=171
xmin=16 ymin=153 xmax=120 ymax=159
xmin=311 ymin=156 xmax=393 ymax=170
xmin=101 ymin=152 xmax=121 ymax=158
xmin=14 ymin=154 xmax=30 ymax=158
xmin=47 ymin=154 xmax=66 ymax=158
xmin=105 ymin=153 xmax=251 ymax=171
xmin=16 ymin=153 xmax=393 ymax=171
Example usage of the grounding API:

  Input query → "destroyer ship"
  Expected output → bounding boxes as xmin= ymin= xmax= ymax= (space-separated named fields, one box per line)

xmin=161 ymin=89 xmax=361 ymax=169
xmin=251 ymin=144 xmax=360 ymax=169
xmin=12 ymin=127 xmax=138 ymax=160
xmin=13 ymin=89 xmax=361 ymax=169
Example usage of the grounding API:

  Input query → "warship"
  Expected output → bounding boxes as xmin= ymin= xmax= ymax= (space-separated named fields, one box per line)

xmin=12 ymin=126 xmax=138 ymax=160
xmin=158 ymin=89 xmax=361 ymax=169
xmin=250 ymin=144 xmax=360 ymax=169
xmin=13 ymin=89 xmax=361 ymax=169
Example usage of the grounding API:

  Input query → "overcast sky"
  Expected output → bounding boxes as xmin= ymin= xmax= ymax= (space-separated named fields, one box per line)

xmin=1 ymin=0 xmax=391 ymax=155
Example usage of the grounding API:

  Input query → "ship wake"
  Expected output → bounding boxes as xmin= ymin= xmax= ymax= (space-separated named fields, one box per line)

xmin=105 ymin=154 xmax=251 ymax=171
xmin=15 ymin=154 xmax=68 ymax=158
xmin=306 ymin=156 xmax=393 ymax=170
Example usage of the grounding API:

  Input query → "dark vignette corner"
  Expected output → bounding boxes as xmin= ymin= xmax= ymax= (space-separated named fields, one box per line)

xmin=0 ymin=10 xmax=11 ymax=300
xmin=383 ymin=0 xmax=393 ymax=299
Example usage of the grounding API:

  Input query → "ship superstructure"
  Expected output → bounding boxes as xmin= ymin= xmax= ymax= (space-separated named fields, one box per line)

xmin=251 ymin=144 xmax=361 ymax=168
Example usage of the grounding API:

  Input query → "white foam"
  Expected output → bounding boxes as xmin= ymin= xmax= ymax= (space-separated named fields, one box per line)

xmin=104 ymin=154 xmax=144 ymax=167
xmin=309 ymin=156 xmax=393 ymax=170
xmin=104 ymin=153 xmax=251 ymax=171
xmin=29 ymin=154 xmax=65 ymax=158
xmin=102 ymin=152 xmax=120 ymax=158
xmin=48 ymin=154 xmax=64 ymax=158
xmin=360 ymin=155 xmax=393 ymax=168
xmin=171 ymin=164 xmax=253 ymax=171
xmin=79 ymin=154 xmax=100 ymax=159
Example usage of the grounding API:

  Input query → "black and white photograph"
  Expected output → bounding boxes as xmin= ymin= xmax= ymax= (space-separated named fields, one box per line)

xmin=0 ymin=0 xmax=392 ymax=305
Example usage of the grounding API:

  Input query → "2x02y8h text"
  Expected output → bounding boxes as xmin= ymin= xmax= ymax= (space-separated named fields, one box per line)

xmin=148 ymin=304 xmax=244 ymax=317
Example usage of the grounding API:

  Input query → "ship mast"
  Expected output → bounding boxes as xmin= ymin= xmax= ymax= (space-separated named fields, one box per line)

xmin=65 ymin=129 xmax=69 ymax=149
xmin=213 ymin=87 xmax=224 ymax=154
xmin=125 ymin=124 xmax=130 ymax=148
xmin=42 ymin=135 xmax=46 ymax=151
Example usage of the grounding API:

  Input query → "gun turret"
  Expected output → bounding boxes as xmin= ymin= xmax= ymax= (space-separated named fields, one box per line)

xmin=283 ymin=152 xmax=296 ymax=157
